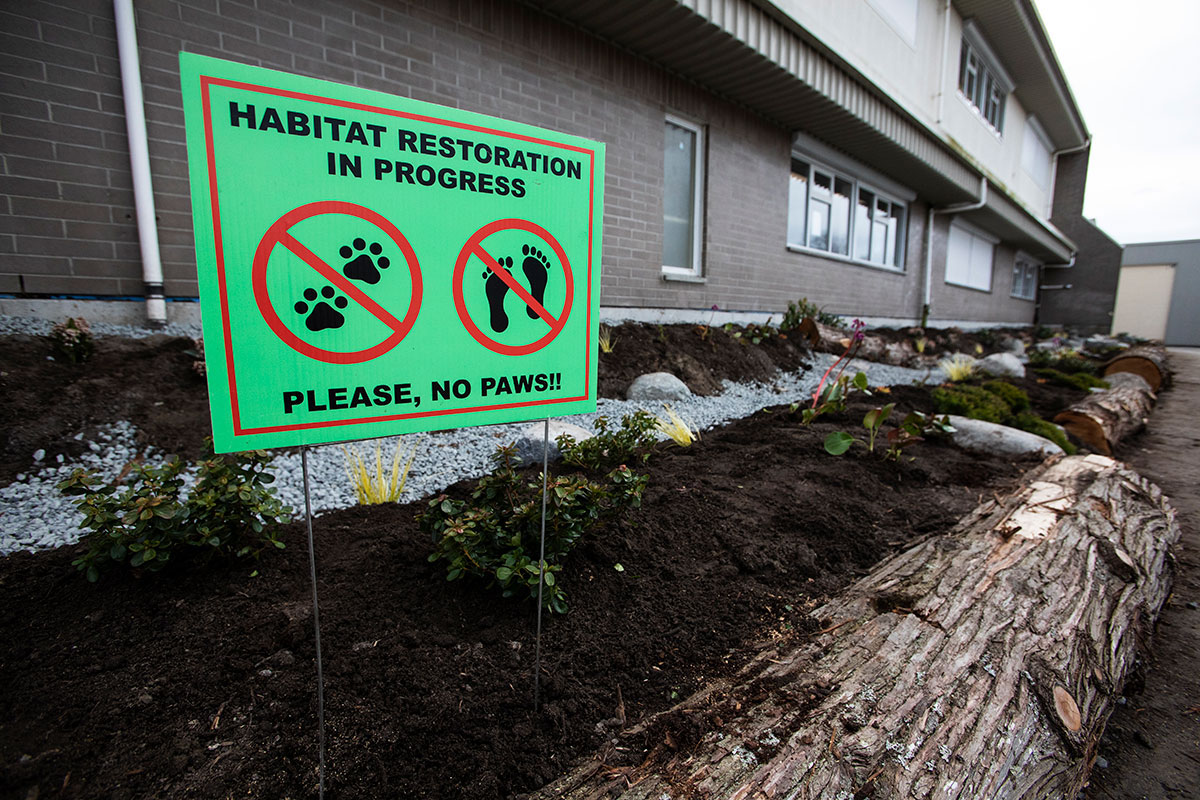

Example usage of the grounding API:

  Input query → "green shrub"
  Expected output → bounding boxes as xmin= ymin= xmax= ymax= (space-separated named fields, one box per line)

xmin=981 ymin=380 xmax=1030 ymax=413
xmin=782 ymin=297 xmax=842 ymax=329
xmin=556 ymin=410 xmax=658 ymax=471
xmin=1028 ymin=348 xmax=1101 ymax=375
xmin=50 ymin=317 xmax=94 ymax=364
xmin=59 ymin=444 xmax=292 ymax=582
xmin=1035 ymin=368 xmax=1109 ymax=391
xmin=931 ymin=384 xmax=1013 ymax=424
xmin=421 ymin=445 xmax=647 ymax=613
xmin=1014 ymin=413 xmax=1077 ymax=454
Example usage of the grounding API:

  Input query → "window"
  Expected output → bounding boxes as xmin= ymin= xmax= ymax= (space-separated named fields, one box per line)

xmin=958 ymin=23 xmax=1012 ymax=134
xmin=788 ymin=159 xmax=906 ymax=270
xmin=946 ymin=222 xmax=995 ymax=292
xmin=663 ymin=115 xmax=705 ymax=276
xmin=1021 ymin=118 xmax=1053 ymax=191
xmin=1012 ymin=257 xmax=1039 ymax=300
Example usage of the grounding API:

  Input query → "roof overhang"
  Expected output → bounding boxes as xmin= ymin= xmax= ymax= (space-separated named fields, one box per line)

xmin=953 ymin=0 xmax=1089 ymax=149
xmin=522 ymin=0 xmax=1079 ymax=255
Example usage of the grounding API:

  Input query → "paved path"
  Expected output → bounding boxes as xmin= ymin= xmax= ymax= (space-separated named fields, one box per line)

xmin=1087 ymin=348 xmax=1200 ymax=799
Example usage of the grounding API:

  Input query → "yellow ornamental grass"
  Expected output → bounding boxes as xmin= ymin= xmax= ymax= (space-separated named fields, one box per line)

xmin=653 ymin=405 xmax=700 ymax=447
xmin=938 ymin=354 xmax=977 ymax=383
xmin=342 ymin=437 xmax=421 ymax=505
xmin=598 ymin=324 xmax=615 ymax=353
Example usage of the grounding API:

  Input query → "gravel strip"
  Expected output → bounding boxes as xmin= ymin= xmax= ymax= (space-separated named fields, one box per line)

xmin=0 ymin=314 xmax=203 ymax=340
xmin=0 ymin=341 xmax=945 ymax=555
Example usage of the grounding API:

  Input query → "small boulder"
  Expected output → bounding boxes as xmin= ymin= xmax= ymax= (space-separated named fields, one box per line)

xmin=976 ymin=352 xmax=1026 ymax=379
xmin=996 ymin=335 xmax=1026 ymax=356
xmin=511 ymin=420 xmax=594 ymax=465
xmin=627 ymin=372 xmax=692 ymax=402
xmin=946 ymin=415 xmax=1064 ymax=458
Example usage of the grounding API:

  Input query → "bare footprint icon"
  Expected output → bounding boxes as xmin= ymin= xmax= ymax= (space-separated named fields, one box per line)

xmin=294 ymin=286 xmax=348 ymax=331
xmin=482 ymin=256 xmax=514 ymax=333
xmin=341 ymin=238 xmax=390 ymax=285
xmin=521 ymin=244 xmax=550 ymax=320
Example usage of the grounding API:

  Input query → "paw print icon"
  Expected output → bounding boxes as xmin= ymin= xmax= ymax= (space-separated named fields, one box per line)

xmin=251 ymin=201 xmax=423 ymax=364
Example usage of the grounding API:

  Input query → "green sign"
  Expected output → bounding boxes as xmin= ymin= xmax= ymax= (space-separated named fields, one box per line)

xmin=180 ymin=54 xmax=604 ymax=453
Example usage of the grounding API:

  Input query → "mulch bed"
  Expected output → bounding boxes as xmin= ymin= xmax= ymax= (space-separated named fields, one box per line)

xmin=0 ymin=323 xmax=1090 ymax=799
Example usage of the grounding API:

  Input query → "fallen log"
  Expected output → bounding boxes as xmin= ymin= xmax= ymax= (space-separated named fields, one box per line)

xmin=1103 ymin=344 xmax=1168 ymax=392
xmin=796 ymin=318 xmax=917 ymax=367
xmin=532 ymin=455 xmax=1179 ymax=800
xmin=1053 ymin=385 xmax=1154 ymax=456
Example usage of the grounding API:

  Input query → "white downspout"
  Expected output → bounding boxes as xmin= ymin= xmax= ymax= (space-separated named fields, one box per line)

xmin=935 ymin=0 xmax=953 ymax=126
xmin=1044 ymin=135 xmax=1092 ymax=267
xmin=114 ymin=0 xmax=167 ymax=327
xmin=921 ymin=176 xmax=988 ymax=326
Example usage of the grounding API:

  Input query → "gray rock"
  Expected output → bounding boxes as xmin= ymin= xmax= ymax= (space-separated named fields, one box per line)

xmin=996 ymin=335 xmax=1026 ymax=355
xmin=32 ymin=449 xmax=44 ymax=462
xmin=627 ymin=372 xmax=692 ymax=402
xmin=946 ymin=415 xmax=1064 ymax=458
xmin=975 ymin=352 xmax=1026 ymax=379
xmin=511 ymin=420 xmax=594 ymax=465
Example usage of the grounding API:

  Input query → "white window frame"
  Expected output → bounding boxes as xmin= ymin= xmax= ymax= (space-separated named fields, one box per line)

xmin=958 ymin=21 xmax=1013 ymax=136
xmin=1011 ymin=254 xmax=1039 ymax=301
xmin=786 ymin=155 xmax=908 ymax=272
xmin=662 ymin=114 xmax=706 ymax=278
xmin=945 ymin=219 xmax=996 ymax=293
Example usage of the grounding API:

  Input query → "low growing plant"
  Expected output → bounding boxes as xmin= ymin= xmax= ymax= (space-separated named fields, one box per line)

xmin=557 ymin=410 xmax=658 ymax=471
xmin=421 ymin=445 xmax=647 ymax=613
xmin=795 ymin=370 xmax=870 ymax=424
xmin=781 ymin=297 xmax=842 ymax=330
xmin=938 ymin=354 xmax=976 ymax=382
xmin=50 ymin=316 xmax=94 ymax=363
xmin=343 ymin=436 xmax=420 ymax=505
xmin=185 ymin=336 xmax=207 ymax=377
xmin=653 ymin=404 xmax=699 ymax=446
xmin=824 ymin=403 xmax=894 ymax=455
xmin=1034 ymin=367 xmax=1109 ymax=391
xmin=726 ymin=318 xmax=775 ymax=345
xmin=59 ymin=443 xmax=292 ymax=582
xmin=932 ymin=382 xmax=1077 ymax=453
xmin=598 ymin=325 xmax=615 ymax=354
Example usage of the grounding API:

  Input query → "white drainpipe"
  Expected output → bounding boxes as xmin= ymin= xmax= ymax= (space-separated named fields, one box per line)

xmin=114 ymin=0 xmax=167 ymax=327
xmin=921 ymin=176 xmax=988 ymax=326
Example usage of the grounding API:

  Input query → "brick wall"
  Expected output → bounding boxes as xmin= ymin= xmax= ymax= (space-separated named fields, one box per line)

xmin=1042 ymin=149 xmax=1123 ymax=334
xmin=1 ymin=0 xmax=1031 ymax=324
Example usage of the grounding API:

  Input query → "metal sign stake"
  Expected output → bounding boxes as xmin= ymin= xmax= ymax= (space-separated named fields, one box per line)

xmin=534 ymin=417 xmax=550 ymax=711
xmin=301 ymin=446 xmax=327 ymax=798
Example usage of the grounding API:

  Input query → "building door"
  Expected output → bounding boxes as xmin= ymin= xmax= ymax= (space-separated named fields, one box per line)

xmin=1110 ymin=264 xmax=1175 ymax=340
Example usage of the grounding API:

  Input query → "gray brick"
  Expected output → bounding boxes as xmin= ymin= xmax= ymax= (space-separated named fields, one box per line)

xmin=0 ymin=272 xmax=23 ymax=292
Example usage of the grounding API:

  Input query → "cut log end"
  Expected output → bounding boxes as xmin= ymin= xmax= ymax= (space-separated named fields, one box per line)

xmin=1104 ymin=345 xmax=1168 ymax=392
xmin=1055 ymin=685 xmax=1083 ymax=732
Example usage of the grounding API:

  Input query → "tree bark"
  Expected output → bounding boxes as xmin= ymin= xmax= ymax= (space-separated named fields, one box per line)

xmin=531 ymin=455 xmax=1179 ymax=800
xmin=797 ymin=318 xmax=917 ymax=367
xmin=1053 ymin=386 xmax=1155 ymax=456
xmin=1103 ymin=345 xmax=1169 ymax=392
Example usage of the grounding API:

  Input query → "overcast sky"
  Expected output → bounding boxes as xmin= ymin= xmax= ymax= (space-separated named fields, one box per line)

xmin=1035 ymin=0 xmax=1200 ymax=245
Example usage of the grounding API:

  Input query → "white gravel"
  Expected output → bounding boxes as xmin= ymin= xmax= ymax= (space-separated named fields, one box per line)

xmin=0 ymin=316 xmax=946 ymax=555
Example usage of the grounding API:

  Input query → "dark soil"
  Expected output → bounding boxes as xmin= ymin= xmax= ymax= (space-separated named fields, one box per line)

xmin=0 ymin=323 xmax=1100 ymax=799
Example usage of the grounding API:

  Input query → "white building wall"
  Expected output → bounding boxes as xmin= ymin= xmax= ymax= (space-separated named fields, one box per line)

xmin=770 ymin=0 xmax=1054 ymax=221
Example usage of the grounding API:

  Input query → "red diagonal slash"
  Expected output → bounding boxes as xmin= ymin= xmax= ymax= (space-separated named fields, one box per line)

xmin=279 ymin=232 xmax=406 ymax=332
xmin=470 ymin=245 xmax=557 ymax=327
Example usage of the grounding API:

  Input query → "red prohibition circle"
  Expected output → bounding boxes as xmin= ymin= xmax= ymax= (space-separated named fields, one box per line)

xmin=452 ymin=219 xmax=573 ymax=356
xmin=251 ymin=201 xmax=422 ymax=364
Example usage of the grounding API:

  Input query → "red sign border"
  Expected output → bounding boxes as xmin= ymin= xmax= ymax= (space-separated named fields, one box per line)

xmin=198 ymin=74 xmax=597 ymax=439
xmin=452 ymin=218 xmax=573 ymax=356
